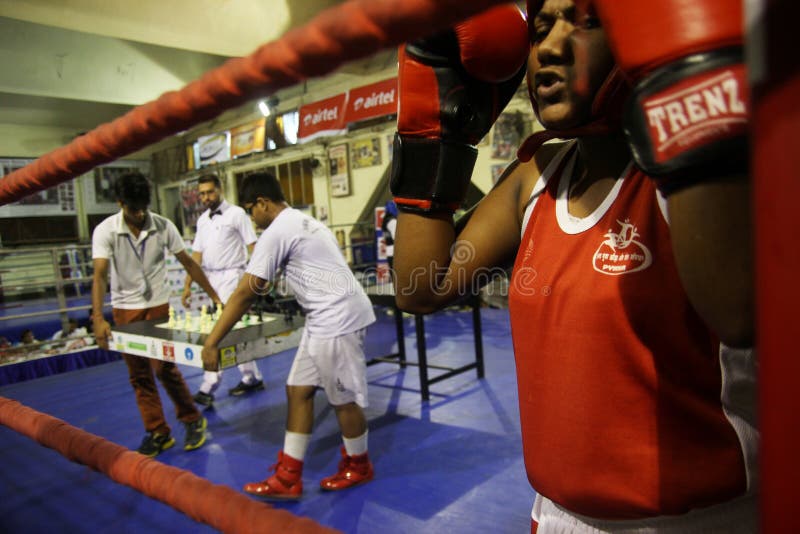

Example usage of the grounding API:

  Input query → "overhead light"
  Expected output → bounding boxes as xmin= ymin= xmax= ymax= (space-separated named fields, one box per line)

xmin=258 ymin=100 xmax=272 ymax=117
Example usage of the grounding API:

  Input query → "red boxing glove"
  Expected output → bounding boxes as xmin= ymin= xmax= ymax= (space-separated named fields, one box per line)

xmin=594 ymin=0 xmax=748 ymax=193
xmin=390 ymin=4 xmax=529 ymax=214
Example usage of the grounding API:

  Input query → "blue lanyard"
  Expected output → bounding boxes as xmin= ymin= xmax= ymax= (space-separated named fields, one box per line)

xmin=125 ymin=233 xmax=149 ymax=263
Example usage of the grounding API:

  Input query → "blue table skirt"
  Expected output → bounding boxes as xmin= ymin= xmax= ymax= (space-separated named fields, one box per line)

xmin=0 ymin=348 xmax=121 ymax=386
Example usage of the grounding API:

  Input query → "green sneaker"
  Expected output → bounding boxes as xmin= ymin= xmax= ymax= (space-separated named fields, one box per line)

xmin=184 ymin=416 xmax=207 ymax=451
xmin=137 ymin=432 xmax=175 ymax=457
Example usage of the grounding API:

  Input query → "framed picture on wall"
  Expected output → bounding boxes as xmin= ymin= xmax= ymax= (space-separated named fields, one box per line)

xmin=180 ymin=178 xmax=205 ymax=231
xmin=328 ymin=143 xmax=350 ymax=197
xmin=83 ymin=161 xmax=149 ymax=213
xmin=94 ymin=165 xmax=143 ymax=204
xmin=351 ymin=137 xmax=381 ymax=169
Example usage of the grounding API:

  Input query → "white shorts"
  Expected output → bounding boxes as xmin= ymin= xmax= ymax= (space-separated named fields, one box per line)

xmin=532 ymin=491 xmax=757 ymax=533
xmin=207 ymin=268 xmax=245 ymax=303
xmin=287 ymin=328 xmax=368 ymax=408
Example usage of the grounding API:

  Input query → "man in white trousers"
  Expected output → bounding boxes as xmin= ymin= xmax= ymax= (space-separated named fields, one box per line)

xmin=183 ymin=173 xmax=264 ymax=407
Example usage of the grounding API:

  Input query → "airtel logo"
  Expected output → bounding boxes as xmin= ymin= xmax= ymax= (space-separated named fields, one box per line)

xmin=352 ymin=90 xmax=396 ymax=111
xmin=303 ymin=107 xmax=339 ymax=126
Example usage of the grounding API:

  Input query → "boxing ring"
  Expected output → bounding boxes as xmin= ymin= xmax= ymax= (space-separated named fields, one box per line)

xmin=0 ymin=2 xmax=515 ymax=531
xmin=0 ymin=0 xmax=795 ymax=531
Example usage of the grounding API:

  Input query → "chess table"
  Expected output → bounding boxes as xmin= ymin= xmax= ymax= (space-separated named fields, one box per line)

xmin=110 ymin=312 xmax=304 ymax=370
xmin=363 ymin=283 xmax=485 ymax=401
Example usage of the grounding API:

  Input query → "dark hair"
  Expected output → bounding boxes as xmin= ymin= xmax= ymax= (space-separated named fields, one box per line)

xmin=198 ymin=173 xmax=221 ymax=188
xmin=113 ymin=172 xmax=151 ymax=207
xmin=239 ymin=172 xmax=286 ymax=204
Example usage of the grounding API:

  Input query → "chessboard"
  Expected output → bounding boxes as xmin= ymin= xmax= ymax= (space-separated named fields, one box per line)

xmin=156 ymin=307 xmax=275 ymax=334
xmin=110 ymin=310 xmax=304 ymax=370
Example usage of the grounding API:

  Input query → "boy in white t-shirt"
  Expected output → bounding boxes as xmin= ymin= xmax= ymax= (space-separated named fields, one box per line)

xmin=201 ymin=172 xmax=376 ymax=500
xmin=93 ymin=172 xmax=221 ymax=457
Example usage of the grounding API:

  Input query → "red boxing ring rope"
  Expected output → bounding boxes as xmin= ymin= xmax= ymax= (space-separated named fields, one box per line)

xmin=0 ymin=396 xmax=340 ymax=534
xmin=0 ymin=0 xmax=508 ymax=206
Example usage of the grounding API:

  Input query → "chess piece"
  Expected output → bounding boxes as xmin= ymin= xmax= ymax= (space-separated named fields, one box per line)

xmin=199 ymin=305 xmax=209 ymax=332
xmin=201 ymin=315 xmax=212 ymax=334
xmin=167 ymin=306 xmax=176 ymax=328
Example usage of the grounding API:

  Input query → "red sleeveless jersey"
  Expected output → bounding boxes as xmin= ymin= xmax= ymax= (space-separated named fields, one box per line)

xmin=508 ymin=147 xmax=747 ymax=519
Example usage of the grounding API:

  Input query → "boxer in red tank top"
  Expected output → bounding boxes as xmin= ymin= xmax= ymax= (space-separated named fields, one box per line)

xmin=390 ymin=0 xmax=755 ymax=531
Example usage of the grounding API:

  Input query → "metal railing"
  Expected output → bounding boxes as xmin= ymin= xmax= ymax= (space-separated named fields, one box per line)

xmin=0 ymin=244 xmax=102 ymax=352
xmin=0 ymin=334 xmax=96 ymax=366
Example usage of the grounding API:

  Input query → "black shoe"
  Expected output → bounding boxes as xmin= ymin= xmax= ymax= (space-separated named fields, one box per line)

xmin=137 ymin=432 xmax=175 ymax=457
xmin=184 ymin=416 xmax=207 ymax=451
xmin=228 ymin=380 xmax=265 ymax=397
xmin=193 ymin=391 xmax=214 ymax=407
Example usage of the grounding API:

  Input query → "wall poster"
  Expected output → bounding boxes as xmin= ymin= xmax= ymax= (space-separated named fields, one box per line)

xmin=351 ymin=137 xmax=381 ymax=169
xmin=0 ymin=158 xmax=72 ymax=217
xmin=83 ymin=161 xmax=150 ymax=213
xmin=180 ymin=178 xmax=204 ymax=231
xmin=328 ymin=143 xmax=350 ymax=197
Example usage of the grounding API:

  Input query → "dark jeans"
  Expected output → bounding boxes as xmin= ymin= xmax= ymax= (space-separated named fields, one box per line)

xmin=113 ymin=304 xmax=200 ymax=435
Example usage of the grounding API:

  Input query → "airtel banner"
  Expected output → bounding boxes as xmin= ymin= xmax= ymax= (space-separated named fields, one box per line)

xmin=297 ymin=93 xmax=348 ymax=143
xmin=346 ymin=78 xmax=398 ymax=124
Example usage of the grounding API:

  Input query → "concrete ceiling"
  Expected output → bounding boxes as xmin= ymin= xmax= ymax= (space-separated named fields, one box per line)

xmin=0 ymin=0 xmax=396 ymax=159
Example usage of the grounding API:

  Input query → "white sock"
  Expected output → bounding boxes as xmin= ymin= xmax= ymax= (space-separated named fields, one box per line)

xmin=283 ymin=431 xmax=311 ymax=462
xmin=200 ymin=370 xmax=222 ymax=394
xmin=342 ymin=430 xmax=368 ymax=456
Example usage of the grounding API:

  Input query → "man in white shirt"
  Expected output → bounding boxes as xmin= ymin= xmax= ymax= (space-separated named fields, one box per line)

xmin=182 ymin=174 xmax=263 ymax=407
xmin=92 ymin=172 xmax=221 ymax=457
xmin=50 ymin=317 xmax=91 ymax=351
xmin=51 ymin=317 xmax=86 ymax=341
xmin=201 ymin=172 xmax=376 ymax=501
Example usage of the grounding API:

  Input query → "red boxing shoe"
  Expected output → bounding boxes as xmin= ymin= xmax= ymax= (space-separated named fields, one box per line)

xmin=243 ymin=451 xmax=303 ymax=500
xmin=319 ymin=447 xmax=374 ymax=491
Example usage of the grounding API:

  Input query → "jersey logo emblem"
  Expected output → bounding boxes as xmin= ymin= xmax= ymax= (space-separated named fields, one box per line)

xmin=593 ymin=219 xmax=652 ymax=276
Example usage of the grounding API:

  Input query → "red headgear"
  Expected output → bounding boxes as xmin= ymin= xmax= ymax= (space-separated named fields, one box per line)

xmin=517 ymin=0 xmax=630 ymax=161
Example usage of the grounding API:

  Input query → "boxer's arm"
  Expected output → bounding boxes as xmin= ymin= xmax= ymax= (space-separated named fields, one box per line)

xmin=391 ymin=5 xmax=529 ymax=313
xmin=594 ymin=0 xmax=753 ymax=346
xmin=394 ymin=161 xmax=526 ymax=314
xmin=667 ymin=179 xmax=753 ymax=347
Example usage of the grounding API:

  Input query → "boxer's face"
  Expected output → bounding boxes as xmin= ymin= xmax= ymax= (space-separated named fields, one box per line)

xmin=528 ymin=0 xmax=614 ymax=129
